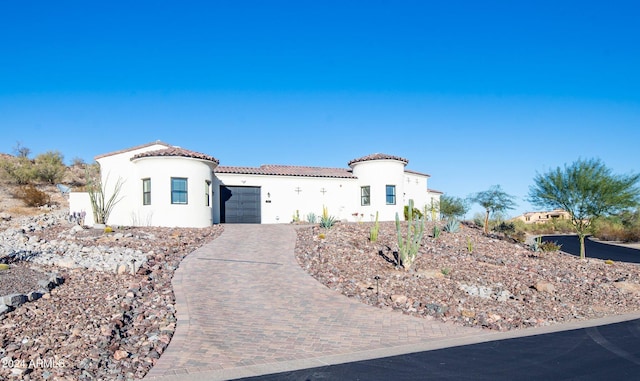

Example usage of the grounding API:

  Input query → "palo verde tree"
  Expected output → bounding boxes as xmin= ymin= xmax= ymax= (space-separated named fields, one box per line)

xmin=34 ymin=151 xmax=66 ymax=184
xmin=439 ymin=195 xmax=469 ymax=220
xmin=528 ymin=158 xmax=640 ymax=259
xmin=470 ymin=185 xmax=517 ymax=234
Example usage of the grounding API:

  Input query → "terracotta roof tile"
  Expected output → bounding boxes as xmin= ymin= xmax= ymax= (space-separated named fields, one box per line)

xmin=131 ymin=146 xmax=220 ymax=165
xmin=95 ymin=141 xmax=172 ymax=160
xmin=216 ymin=164 xmax=355 ymax=178
xmin=427 ymin=188 xmax=444 ymax=194
xmin=348 ymin=153 xmax=409 ymax=166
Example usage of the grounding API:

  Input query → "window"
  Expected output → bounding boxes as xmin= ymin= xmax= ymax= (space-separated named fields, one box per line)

xmin=361 ymin=186 xmax=370 ymax=206
xmin=386 ymin=185 xmax=396 ymax=205
xmin=142 ymin=178 xmax=151 ymax=205
xmin=205 ymin=180 xmax=211 ymax=206
xmin=171 ymin=177 xmax=188 ymax=204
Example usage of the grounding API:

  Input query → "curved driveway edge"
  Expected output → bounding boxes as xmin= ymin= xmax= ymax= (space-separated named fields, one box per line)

xmin=144 ymin=225 xmax=640 ymax=381
xmin=144 ymin=224 xmax=480 ymax=380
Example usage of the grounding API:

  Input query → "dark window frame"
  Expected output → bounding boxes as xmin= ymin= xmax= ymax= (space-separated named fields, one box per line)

xmin=361 ymin=186 xmax=371 ymax=206
xmin=386 ymin=185 xmax=396 ymax=205
xmin=171 ymin=177 xmax=188 ymax=205
xmin=142 ymin=178 xmax=151 ymax=205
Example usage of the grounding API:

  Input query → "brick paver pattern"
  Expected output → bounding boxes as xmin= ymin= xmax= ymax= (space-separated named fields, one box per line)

xmin=145 ymin=224 xmax=479 ymax=378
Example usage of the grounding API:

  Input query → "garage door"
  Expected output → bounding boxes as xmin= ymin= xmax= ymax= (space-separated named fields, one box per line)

xmin=220 ymin=186 xmax=261 ymax=223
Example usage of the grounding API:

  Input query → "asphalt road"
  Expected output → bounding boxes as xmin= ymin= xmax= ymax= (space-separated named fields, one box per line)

xmin=238 ymin=237 xmax=640 ymax=381
xmin=241 ymin=319 xmax=640 ymax=381
xmin=542 ymin=235 xmax=640 ymax=263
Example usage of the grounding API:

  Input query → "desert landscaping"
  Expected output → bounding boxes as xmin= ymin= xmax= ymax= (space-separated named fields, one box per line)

xmin=0 ymin=159 xmax=639 ymax=379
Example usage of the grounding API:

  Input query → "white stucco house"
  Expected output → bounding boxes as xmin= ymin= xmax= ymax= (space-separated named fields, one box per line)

xmin=69 ymin=142 xmax=442 ymax=228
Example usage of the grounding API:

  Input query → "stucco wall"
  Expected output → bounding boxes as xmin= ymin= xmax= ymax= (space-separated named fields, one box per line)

xmin=351 ymin=159 xmax=407 ymax=221
xmin=131 ymin=156 xmax=215 ymax=228
xmin=70 ymin=144 xmax=437 ymax=227
xmin=214 ymin=174 xmax=358 ymax=224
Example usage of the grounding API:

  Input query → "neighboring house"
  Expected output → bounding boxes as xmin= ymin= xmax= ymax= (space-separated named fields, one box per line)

xmin=511 ymin=209 xmax=572 ymax=224
xmin=69 ymin=142 xmax=441 ymax=228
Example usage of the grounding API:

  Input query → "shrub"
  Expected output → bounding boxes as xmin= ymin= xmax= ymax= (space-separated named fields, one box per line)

xmin=18 ymin=185 xmax=50 ymax=207
xmin=34 ymin=151 xmax=66 ymax=184
xmin=395 ymin=199 xmax=424 ymax=270
xmin=539 ymin=240 xmax=562 ymax=252
xmin=404 ymin=205 xmax=423 ymax=220
xmin=319 ymin=206 xmax=336 ymax=229
xmin=0 ymin=156 xmax=36 ymax=184
xmin=622 ymin=228 xmax=640 ymax=243
xmin=306 ymin=212 xmax=317 ymax=223
xmin=493 ymin=221 xmax=515 ymax=235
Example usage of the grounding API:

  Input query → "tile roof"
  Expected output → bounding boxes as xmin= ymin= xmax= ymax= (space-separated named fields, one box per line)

xmin=427 ymin=188 xmax=444 ymax=194
xmin=95 ymin=141 xmax=172 ymax=160
xmin=405 ymin=169 xmax=431 ymax=177
xmin=131 ymin=146 xmax=220 ymax=165
xmin=348 ymin=153 xmax=409 ymax=166
xmin=216 ymin=164 xmax=356 ymax=178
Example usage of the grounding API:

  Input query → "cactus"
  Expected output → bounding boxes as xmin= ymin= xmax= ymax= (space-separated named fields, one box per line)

xmin=443 ymin=219 xmax=460 ymax=233
xmin=433 ymin=225 xmax=441 ymax=239
xmin=532 ymin=236 xmax=542 ymax=252
xmin=395 ymin=199 xmax=424 ymax=270
xmin=369 ymin=211 xmax=379 ymax=242
xmin=466 ymin=237 xmax=473 ymax=253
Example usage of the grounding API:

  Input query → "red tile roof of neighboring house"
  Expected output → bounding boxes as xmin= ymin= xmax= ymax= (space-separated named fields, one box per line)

xmin=348 ymin=153 xmax=409 ymax=166
xmin=131 ymin=146 xmax=220 ymax=165
xmin=216 ymin=164 xmax=356 ymax=178
xmin=95 ymin=141 xmax=172 ymax=160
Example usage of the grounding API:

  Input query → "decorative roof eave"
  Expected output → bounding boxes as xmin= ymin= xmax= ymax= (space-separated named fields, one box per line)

xmin=95 ymin=141 xmax=172 ymax=160
xmin=216 ymin=164 xmax=356 ymax=179
xmin=348 ymin=153 xmax=409 ymax=167
xmin=405 ymin=169 xmax=431 ymax=177
xmin=427 ymin=188 xmax=444 ymax=194
xmin=131 ymin=147 xmax=220 ymax=165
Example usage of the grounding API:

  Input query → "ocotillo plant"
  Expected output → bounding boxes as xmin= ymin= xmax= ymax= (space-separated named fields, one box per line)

xmin=395 ymin=199 xmax=424 ymax=270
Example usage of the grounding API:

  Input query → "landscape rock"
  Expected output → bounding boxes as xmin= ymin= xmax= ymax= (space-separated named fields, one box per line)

xmin=295 ymin=221 xmax=640 ymax=332
xmin=0 ymin=209 xmax=224 ymax=380
xmin=390 ymin=294 xmax=408 ymax=304
xmin=535 ymin=281 xmax=556 ymax=294
xmin=613 ymin=281 xmax=640 ymax=295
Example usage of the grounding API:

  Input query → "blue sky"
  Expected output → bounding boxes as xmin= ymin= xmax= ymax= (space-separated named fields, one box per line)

xmin=1 ymin=1 xmax=639 ymax=217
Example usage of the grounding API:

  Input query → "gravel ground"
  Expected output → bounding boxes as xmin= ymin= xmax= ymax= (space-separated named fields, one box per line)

xmin=0 ymin=220 xmax=223 ymax=380
xmin=2 ymin=213 xmax=640 ymax=379
xmin=295 ymin=221 xmax=640 ymax=331
xmin=0 ymin=264 xmax=51 ymax=296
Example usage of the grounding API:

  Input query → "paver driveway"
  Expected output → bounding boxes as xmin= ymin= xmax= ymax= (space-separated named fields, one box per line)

xmin=145 ymin=224 xmax=481 ymax=380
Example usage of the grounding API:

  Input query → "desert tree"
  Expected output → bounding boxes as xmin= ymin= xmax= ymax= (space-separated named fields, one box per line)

xmin=0 ymin=156 xmax=36 ymax=184
xmin=13 ymin=141 xmax=31 ymax=158
xmin=528 ymin=158 xmax=640 ymax=259
xmin=439 ymin=195 xmax=469 ymax=220
xmin=470 ymin=185 xmax=517 ymax=234
xmin=34 ymin=151 xmax=66 ymax=184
